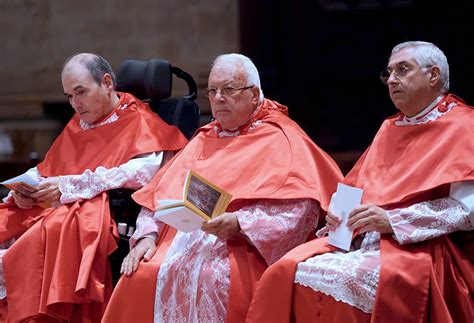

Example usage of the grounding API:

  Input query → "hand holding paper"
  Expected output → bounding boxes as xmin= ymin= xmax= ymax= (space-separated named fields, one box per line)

xmin=327 ymin=183 xmax=364 ymax=251
xmin=346 ymin=204 xmax=393 ymax=235
xmin=201 ymin=212 xmax=241 ymax=239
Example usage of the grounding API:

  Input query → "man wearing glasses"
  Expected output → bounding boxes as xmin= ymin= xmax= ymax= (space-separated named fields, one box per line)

xmin=103 ymin=53 xmax=343 ymax=322
xmin=246 ymin=41 xmax=473 ymax=322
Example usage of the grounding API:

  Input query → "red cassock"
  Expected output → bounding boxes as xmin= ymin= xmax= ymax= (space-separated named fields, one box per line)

xmin=102 ymin=99 xmax=343 ymax=323
xmin=0 ymin=92 xmax=188 ymax=322
xmin=246 ymin=94 xmax=474 ymax=323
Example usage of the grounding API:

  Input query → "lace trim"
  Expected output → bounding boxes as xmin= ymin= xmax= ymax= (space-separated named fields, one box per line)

xmin=155 ymin=231 xmax=229 ymax=322
xmin=389 ymin=197 xmax=470 ymax=245
xmin=151 ymin=199 xmax=316 ymax=321
xmin=237 ymin=199 xmax=318 ymax=265
xmin=295 ymin=231 xmax=381 ymax=314
xmin=59 ymin=153 xmax=162 ymax=204
xmin=130 ymin=208 xmax=163 ymax=248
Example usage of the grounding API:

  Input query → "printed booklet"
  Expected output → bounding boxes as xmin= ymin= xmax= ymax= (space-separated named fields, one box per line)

xmin=154 ymin=170 xmax=232 ymax=232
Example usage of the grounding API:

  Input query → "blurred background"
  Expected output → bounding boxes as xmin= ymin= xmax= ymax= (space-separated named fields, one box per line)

xmin=0 ymin=0 xmax=472 ymax=188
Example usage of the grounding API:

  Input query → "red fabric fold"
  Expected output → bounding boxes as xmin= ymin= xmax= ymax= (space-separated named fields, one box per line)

xmin=246 ymin=95 xmax=474 ymax=322
xmin=0 ymin=92 xmax=187 ymax=322
xmin=106 ymin=99 xmax=343 ymax=321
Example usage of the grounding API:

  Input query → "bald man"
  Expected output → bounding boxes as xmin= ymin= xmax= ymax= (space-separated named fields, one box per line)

xmin=0 ymin=53 xmax=187 ymax=322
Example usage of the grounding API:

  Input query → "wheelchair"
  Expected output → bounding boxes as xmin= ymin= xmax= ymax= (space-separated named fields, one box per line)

xmin=108 ymin=58 xmax=200 ymax=285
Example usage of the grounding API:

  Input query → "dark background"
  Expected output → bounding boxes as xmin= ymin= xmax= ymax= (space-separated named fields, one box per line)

xmin=239 ymin=0 xmax=473 ymax=159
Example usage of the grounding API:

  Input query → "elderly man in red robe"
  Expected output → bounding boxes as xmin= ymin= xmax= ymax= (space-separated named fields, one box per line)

xmin=0 ymin=53 xmax=188 ymax=322
xmin=246 ymin=41 xmax=473 ymax=323
xmin=102 ymin=53 xmax=343 ymax=322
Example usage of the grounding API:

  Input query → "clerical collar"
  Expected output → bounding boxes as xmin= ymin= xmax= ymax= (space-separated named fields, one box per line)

xmin=221 ymin=103 xmax=262 ymax=132
xmin=405 ymin=94 xmax=444 ymax=121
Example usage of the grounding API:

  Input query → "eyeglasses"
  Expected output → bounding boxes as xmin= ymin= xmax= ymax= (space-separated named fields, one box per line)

xmin=204 ymin=86 xmax=254 ymax=98
xmin=380 ymin=63 xmax=432 ymax=85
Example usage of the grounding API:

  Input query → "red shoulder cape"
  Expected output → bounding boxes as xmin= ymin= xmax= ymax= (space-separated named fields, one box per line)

xmin=344 ymin=94 xmax=474 ymax=207
xmin=103 ymin=99 xmax=342 ymax=323
xmin=0 ymin=92 xmax=188 ymax=322
xmin=38 ymin=92 xmax=188 ymax=176
xmin=246 ymin=95 xmax=474 ymax=322
xmin=133 ymin=98 xmax=342 ymax=211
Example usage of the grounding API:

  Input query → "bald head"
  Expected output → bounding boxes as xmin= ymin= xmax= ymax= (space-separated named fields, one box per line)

xmin=61 ymin=53 xmax=119 ymax=125
xmin=62 ymin=53 xmax=116 ymax=86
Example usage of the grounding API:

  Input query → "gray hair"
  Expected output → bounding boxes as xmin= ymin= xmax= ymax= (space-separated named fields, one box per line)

xmin=63 ymin=53 xmax=116 ymax=86
xmin=212 ymin=53 xmax=265 ymax=103
xmin=392 ymin=41 xmax=449 ymax=93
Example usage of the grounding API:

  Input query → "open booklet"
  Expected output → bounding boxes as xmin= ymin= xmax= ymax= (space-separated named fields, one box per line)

xmin=327 ymin=183 xmax=364 ymax=251
xmin=154 ymin=170 xmax=233 ymax=233
xmin=1 ymin=173 xmax=51 ymax=208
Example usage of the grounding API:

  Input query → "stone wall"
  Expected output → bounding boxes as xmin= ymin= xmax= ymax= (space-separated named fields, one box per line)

xmin=0 ymin=0 xmax=239 ymax=162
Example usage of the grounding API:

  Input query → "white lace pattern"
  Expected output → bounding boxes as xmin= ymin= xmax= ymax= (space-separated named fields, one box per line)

xmin=130 ymin=207 xmax=164 ymax=248
xmin=152 ymin=198 xmax=316 ymax=322
xmin=237 ymin=199 xmax=318 ymax=265
xmin=59 ymin=152 xmax=163 ymax=204
xmin=389 ymin=197 xmax=471 ymax=244
xmin=295 ymin=193 xmax=471 ymax=313
xmin=295 ymin=231 xmax=380 ymax=313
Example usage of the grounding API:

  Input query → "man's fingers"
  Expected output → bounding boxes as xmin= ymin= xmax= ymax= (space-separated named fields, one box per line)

xmin=347 ymin=209 xmax=371 ymax=227
xmin=143 ymin=245 xmax=156 ymax=261
xmin=202 ymin=218 xmax=222 ymax=229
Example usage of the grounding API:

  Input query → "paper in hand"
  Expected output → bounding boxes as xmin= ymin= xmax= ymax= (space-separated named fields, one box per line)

xmin=328 ymin=183 xmax=364 ymax=251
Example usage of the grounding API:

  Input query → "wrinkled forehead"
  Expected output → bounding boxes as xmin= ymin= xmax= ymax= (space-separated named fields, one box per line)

xmin=208 ymin=62 xmax=247 ymax=86
xmin=387 ymin=48 xmax=418 ymax=68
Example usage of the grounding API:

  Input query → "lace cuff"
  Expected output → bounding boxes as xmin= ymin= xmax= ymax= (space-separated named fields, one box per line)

xmin=449 ymin=181 xmax=474 ymax=229
xmin=130 ymin=207 xmax=164 ymax=248
xmin=388 ymin=196 xmax=471 ymax=245
xmin=236 ymin=199 xmax=319 ymax=265
xmin=59 ymin=152 xmax=163 ymax=204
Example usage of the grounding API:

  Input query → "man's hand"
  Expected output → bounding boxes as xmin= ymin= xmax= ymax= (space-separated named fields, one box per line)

xmin=201 ymin=212 xmax=241 ymax=239
xmin=324 ymin=209 xmax=342 ymax=231
xmin=120 ymin=237 xmax=157 ymax=277
xmin=12 ymin=191 xmax=36 ymax=209
xmin=347 ymin=204 xmax=393 ymax=234
xmin=30 ymin=177 xmax=61 ymax=205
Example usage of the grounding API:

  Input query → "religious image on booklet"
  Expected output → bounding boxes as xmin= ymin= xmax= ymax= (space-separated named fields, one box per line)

xmin=154 ymin=170 xmax=232 ymax=233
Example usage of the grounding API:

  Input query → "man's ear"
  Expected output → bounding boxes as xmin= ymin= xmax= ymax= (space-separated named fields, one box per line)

xmin=251 ymin=86 xmax=260 ymax=104
xmin=429 ymin=66 xmax=441 ymax=87
xmin=102 ymin=73 xmax=115 ymax=91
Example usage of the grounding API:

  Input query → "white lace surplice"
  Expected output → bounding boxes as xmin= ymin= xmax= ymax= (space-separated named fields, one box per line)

xmin=294 ymin=102 xmax=473 ymax=313
xmin=149 ymin=199 xmax=318 ymax=323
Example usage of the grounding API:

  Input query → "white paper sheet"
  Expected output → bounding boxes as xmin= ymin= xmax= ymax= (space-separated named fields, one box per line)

xmin=328 ymin=183 xmax=364 ymax=251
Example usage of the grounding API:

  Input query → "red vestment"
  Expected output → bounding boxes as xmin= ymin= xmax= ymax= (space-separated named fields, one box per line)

xmin=246 ymin=94 xmax=474 ymax=323
xmin=102 ymin=99 xmax=343 ymax=322
xmin=0 ymin=92 xmax=188 ymax=322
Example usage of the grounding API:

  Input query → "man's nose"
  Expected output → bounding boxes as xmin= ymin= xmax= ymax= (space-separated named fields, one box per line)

xmin=387 ymin=72 xmax=398 ymax=85
xmin=70 ymin=96 xmax=82 ymax=109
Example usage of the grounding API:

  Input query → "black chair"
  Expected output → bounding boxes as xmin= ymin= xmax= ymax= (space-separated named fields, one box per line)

xmin=115 ymin=58 xmax=200 ymax=139
xmin=108 ymin=58 xmax=200 ymax=284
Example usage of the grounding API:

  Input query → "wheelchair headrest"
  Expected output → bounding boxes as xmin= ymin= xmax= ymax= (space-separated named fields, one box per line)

xmin=116 ymin=59 xmax=172 ymax=101
xmin=115 ymin=59 xmax=198 ymax=102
